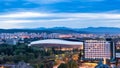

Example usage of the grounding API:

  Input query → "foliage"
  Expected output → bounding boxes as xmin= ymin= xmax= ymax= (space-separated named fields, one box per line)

xmin=0 ymin=44 xmax=52 ymax=64
xmin=58 ymin=60 xmax=79 ymax=68
xmin=58 ymin=63 xmax=68 ymax=68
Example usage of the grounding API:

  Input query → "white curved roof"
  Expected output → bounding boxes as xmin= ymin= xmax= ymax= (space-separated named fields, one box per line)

xmin=29 ymin=39 xmax=83 ymax=46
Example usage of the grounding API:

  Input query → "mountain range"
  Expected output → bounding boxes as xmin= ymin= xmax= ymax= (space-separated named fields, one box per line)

xmin=35 ymin=27 xmax=120 ymax=34
xmin=0 ymin=27 xmax=120 ymax=34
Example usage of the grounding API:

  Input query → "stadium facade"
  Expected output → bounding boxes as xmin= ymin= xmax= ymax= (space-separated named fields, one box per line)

xmin=29 ymin=39 xmax=83 ymax=51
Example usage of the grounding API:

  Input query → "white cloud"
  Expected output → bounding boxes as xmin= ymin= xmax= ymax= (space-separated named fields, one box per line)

xmin=0 ymin=12 xmax=50 ymax=18
xmin=74 ymin=0 xmax=105 ymax=2
xmin=0 ymin=11 xmax=120 ymax=28
xmin=1 ymin=12 xmax=120 ymax=19
xmin=92 ymin=0 xmax=104 ymax=1
xmin=0 ymin=22 xmax=24 ymax=29
xmin=0 ymin=0 xmax=16 ymax=2
xmin=25 ymin=0 xmax=104 ymax=4
xmin=25 ymin=0 xmax=68 ymax=4
xmin=0 ymin=20 xmax=33 ymax=24
xmin=105 ymin=10 xmax=120 ymax=13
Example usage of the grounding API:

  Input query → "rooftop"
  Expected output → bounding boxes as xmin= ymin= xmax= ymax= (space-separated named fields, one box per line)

xmin=29 ymin=39 xmax=83 ymax=46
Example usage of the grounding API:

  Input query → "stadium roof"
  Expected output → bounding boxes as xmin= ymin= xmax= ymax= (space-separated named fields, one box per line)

xmin=29 ymin=39 xmax=83 ymax=46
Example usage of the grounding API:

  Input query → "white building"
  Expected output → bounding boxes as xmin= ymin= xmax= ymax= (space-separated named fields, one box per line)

xmin=84 ymin=40 xmax=111 ymax=60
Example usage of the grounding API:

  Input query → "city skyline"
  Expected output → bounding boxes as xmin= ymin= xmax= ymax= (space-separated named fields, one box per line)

xmin=0 ymin=0 xmax=120 ymax=29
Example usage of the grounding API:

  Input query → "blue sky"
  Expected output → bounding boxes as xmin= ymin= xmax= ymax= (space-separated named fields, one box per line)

xmin=0 ymin=0 xmax=120 ymax=29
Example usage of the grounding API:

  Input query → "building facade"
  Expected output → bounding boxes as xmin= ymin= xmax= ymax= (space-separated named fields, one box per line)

xmin=84 ymin=40 xmax=111 ymax=60
xmin=29 ymin=39 xmax=83 ymax=51
xmin=115 ymin=40 xmax=120 ymax=64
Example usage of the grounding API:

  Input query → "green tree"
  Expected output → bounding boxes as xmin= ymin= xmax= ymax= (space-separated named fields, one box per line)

xmin=67 ymin=60 xmax=79 ymax=68
xmin=58 ymin=63 xmax=68 ymax=68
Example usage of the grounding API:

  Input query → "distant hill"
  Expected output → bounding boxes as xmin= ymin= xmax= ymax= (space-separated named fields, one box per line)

xmin=38 ymin=27 xmax=88 ymax=34
xmin=35 ymin=27 xmax=120 ymax=34
xmin=0 ymin=27 xmax=120 ymax=34
xmin=78 ymin=27 xmax=120 ymax=34
xmin=0 ymin=27 xmax=88 ymax=34
xmin=0 ymin=29 xmax=52 ymax=33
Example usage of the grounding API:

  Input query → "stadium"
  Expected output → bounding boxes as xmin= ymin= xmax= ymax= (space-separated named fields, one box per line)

xmin=29 ymin=39 xmax=83 ymax=51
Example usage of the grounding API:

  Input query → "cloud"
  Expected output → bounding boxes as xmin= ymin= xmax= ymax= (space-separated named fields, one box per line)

xmin=0 ymin=12 xmax=50 ymax=18
xmin=25 ymin=0 xmax=104 ymax=5
xmin=105 ymin=10 xmax=120 ymax=13
xmin=25 ymin=0 xmax=69 ymax=4
xmin=1 ymin=12 xmax=120 ymax=19
xmin=0 ymin=0 xmax=119 ymax=14
xmin=1 ymin=12 xmax=120 ymax=20
xmin=0 ymin=20 xmax=33 ymax=24
xmin=0 ymin=19 xmax=25 ymax=29
xmin=0 ymin=24 xmax=24 ymax=29
xmin=0 ymin=0 xmax=16 ymax=2
xmin=77 ymin=0 xmax=105 ymax=2
xmin=0 ymin=11 xmax=120 ymax=28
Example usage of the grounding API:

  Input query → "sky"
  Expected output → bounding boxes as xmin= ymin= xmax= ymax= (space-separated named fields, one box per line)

xmin=0 ymin=0 xmax=120 ymax=29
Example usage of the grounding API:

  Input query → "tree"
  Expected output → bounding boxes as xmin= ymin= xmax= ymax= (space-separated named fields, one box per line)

xmin=67 ymin=60 xmax=79 ymax=68
xmin=58 ymin=63 xmax=68 ymax=68
xmin=72 ymin=54 xmax=79 ymax=61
